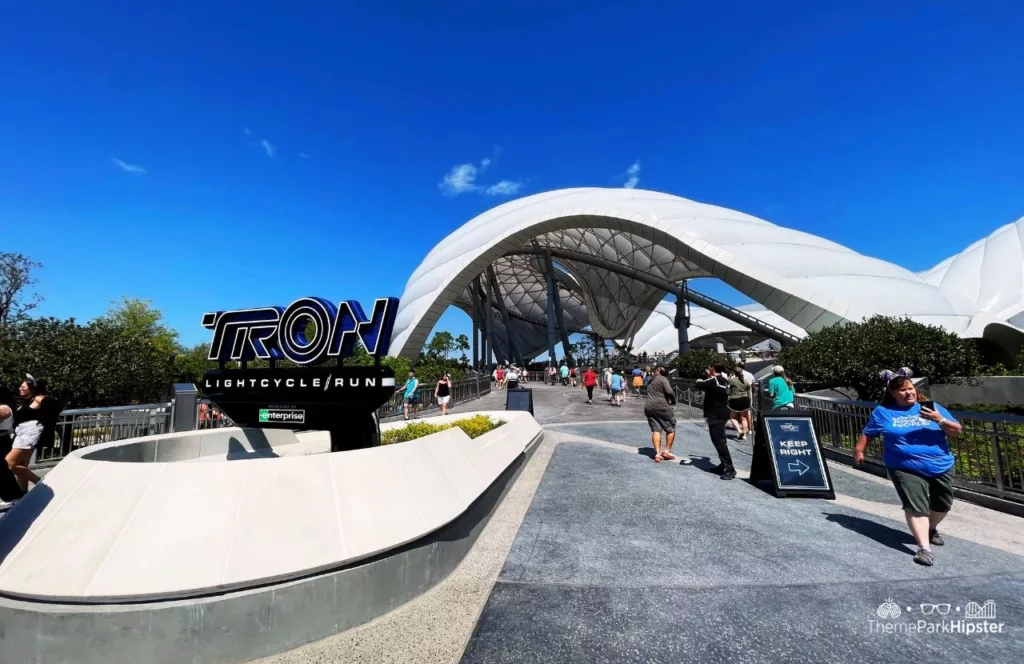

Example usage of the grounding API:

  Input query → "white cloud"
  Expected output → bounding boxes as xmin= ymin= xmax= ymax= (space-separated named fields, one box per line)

xmin=440 ymin=147 xmax=524 ymax=197
xmin=260 ymin=139 xmax=276 ymax=158
xmin=623 ymin=160 xmax=640 ymax=189
xmin=111 ymin=157 xmax=146 ymax=174
xmin=439 ymin=163 xmax=479 ymax=196
xmin=485 ymin=180 xmax=522 ymax=196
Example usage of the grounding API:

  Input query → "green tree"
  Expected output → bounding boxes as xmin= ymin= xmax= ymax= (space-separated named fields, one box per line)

xmin=670 ymin=348 xmax=730 ymax=379
xmin=0 ymin=252 xmax=42 ymax=327
xmin=426 ymin=330 xmax=456 ymax=360
xmin=173 ymin=342 xmax=217 ymax=385
xmin=777 ymin=315 xmax=982 ymax=400
xmin=101 ymin=297 xmax=179 ymax=357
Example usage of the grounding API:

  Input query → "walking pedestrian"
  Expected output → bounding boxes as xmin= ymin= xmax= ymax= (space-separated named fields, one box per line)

xmin=7 ymin=375 xmax=60 ymax=493
xmin=728 ymin=365 xmax=752 ymax=441
xmin=736 ymin=360 xmax=756 ymax=432
xmin=582 ymin=366 xmax=598 ymax=404
xmin=767 ymin=365 xmax=795 ymax=409
xmin=631 ymin=366 xmax=644 ymax=396
xmin=0 ymin=385 xmax=14 ymax=460
xmin=645 ymin=367 xmax=679 ymax=462
xmin=559 ymin=363 xmax=570 ymax=386
xmin=506 ymin=365 xmax=520 ymax=389
xmin=695 ymin=364 xmax=736 ymax=479
xmin=434 ymin=373 xmax=452 ymax=416
xmin=854 ymin=369 xmax=962 ymax=567
xmin=610 ymin=369 xmax=625 ymax=406
xmin=603 ymin=367 xmax=613 ymax=399
xmin=398 ymin=370 xmax=420 ymax=420
xmin=569 ymin=366 xmax=578 ymax=388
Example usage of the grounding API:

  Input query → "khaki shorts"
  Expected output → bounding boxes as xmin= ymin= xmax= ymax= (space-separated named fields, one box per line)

xmin=645 ymin=408 xmax=676 ymax=434
xmin=889 ymin=468 xmax=954 ymax=515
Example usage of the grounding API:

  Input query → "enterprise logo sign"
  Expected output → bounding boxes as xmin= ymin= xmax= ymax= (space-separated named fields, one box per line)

xmin=259 ymin=409 xmax=305 ymax=424
xmin=202 ymin=296 xmax=399 ymax=366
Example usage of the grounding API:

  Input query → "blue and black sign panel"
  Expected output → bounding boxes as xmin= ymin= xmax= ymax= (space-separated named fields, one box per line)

xmin=505 ymin=388 xmax=534 ymax=415
xmin=750 ymin=410 xmax=835 ymax=499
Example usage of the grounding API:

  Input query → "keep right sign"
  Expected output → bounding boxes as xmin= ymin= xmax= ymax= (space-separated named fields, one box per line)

xmin=751 ymin=411 xmax=836 ymax=499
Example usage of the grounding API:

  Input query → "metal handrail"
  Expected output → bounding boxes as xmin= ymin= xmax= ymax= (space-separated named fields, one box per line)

xmin=32 ymin=378 xmax=494 ymax=464
xmin=36 ymin=402 xmax=175 ymax=464
xmin=795 ymin=393 xmax=1023 ymax=501
xmin=671 ymin=383 xmax=1023 ymax=501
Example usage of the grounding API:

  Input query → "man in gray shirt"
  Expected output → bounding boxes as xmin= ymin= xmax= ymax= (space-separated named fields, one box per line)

xmin=645 ymin=367 xmax=678 ymax=462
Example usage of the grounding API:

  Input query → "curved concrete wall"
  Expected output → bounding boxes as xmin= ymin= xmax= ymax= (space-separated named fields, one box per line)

xmin=0 ymin=410 xmax=540 ymax=603
xmin=0 ymin=429 xmax=541 ymax=664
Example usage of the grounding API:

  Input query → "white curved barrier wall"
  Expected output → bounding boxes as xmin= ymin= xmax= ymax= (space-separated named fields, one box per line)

xmin=0 ymin=410 xmax=540 ymax=603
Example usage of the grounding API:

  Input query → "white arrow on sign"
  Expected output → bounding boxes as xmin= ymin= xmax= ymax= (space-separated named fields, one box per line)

xmin=788 ymin=459 xmax=810 ymax=476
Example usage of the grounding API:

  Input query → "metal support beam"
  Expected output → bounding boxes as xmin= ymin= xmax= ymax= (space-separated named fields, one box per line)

xmin=543 ymin=251 xmax=574 ymax=366
xmin=483 ymin=274 xmax=496 ymax=366
xmin=675 ymin=282 xmax=690 ymax=357
xmin=487 ymin=266 xmax=523 ymax=367
xmin=504 ymin=246 xmax=801 ymax=346
xmin=473 ymin=276 xmax=485 ymax=368
xmin=543 ymin=255 xmax=557 ymax=367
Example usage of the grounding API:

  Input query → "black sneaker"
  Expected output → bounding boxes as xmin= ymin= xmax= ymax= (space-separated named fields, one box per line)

xmin=709 ymin=463 xmax=725 ymax=475
xmin=929 ymin=529 xmax=944 ymax=546
xmin=720 ymin=468 xmax=737 ymax=480
xmin=913 ymin=547 xmax=934 ymax=566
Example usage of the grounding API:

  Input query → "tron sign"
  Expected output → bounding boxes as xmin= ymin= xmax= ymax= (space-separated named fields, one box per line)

xmin=202 ymin=296 xmax=399 ymax=366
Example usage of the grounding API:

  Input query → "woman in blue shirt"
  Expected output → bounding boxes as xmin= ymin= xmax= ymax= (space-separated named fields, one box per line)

xmin=854 ymin=373 xmax=962 ymax=567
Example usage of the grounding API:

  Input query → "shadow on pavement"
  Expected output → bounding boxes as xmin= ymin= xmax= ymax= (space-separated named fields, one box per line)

xmin=824 ymin=512 xmax=916 ymax=555
xmin=688 ymin=455 xmax=721 ymax=473
xmin=0 ymin=482 xmax=54 ymax=563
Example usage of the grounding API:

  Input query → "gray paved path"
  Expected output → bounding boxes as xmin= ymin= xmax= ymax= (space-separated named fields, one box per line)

xmin=460 ymin=384 xmax=1024 ymax=664
xmin=260 ymin=383 xmax=1024 ymax=664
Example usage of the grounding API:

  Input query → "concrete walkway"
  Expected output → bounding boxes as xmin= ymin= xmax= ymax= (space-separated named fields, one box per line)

xmin=260 ymin=383 xmax=1024 ymax=664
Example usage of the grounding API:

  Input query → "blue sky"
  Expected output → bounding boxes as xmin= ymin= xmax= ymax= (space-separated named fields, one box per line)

xmin=2 ymin=1 xmax=1022 ymax=347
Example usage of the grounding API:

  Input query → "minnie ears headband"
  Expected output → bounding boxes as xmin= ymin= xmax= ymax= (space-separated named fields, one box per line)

xmin=879 ymin=367 xmax=914 ymax=383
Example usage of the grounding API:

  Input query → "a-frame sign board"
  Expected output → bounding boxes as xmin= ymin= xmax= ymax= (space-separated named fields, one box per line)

xmin=750 ymin=409 xmax=836 ymax=499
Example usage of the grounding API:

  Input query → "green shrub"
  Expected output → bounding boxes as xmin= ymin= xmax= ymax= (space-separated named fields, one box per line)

xmin=381 ymin=414 xmax=505 ymax=446
xmin=670 ymin=348 xmax=731 ymax=379
xmin=777 ymin=315 xmax=982 ymax=401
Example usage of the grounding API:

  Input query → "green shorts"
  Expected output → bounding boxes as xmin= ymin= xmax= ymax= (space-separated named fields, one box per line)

xmin=889 ymin=468 xmax=954 ymax=515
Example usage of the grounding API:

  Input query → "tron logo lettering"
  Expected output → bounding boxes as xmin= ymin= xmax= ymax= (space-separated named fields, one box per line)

xmin=203 ymin=296 xmax=399 ymax=365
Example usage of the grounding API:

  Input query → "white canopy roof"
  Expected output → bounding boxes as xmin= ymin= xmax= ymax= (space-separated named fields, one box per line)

xmin=392 ymin=188 xmax=1023 ymax=360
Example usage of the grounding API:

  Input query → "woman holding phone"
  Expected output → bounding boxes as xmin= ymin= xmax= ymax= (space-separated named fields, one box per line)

xmin=854 ymin=369 xmax=962 ymax=567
